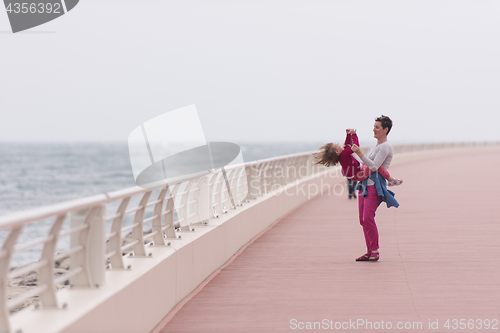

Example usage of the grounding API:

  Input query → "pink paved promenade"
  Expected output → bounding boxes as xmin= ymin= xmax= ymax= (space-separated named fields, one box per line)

xmin=156 ymin=147 xmax=500 ymax=333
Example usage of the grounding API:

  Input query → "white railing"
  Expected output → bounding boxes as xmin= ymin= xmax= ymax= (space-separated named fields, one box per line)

xmin=0 ymin=150 xmax=327 ymax=333
xmin=0 ymin=141 xmax=498 ymax=333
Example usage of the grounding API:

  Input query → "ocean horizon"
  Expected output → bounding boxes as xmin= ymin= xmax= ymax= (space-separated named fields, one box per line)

xmin=0 ymin=141 xmax=331 ymax=215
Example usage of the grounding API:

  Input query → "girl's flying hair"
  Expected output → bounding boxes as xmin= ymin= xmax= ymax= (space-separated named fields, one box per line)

xmin=313 ymin=143 xmax=340 ymax=167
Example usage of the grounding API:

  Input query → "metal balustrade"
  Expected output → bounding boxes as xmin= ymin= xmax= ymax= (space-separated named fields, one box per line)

xmin=0 ymin=150 xmax=326 ymax=333
xmin=0 ymin=141 xmax=498 ymax=333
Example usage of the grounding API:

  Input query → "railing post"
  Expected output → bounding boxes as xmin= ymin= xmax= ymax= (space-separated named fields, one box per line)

xmin=186 ymin=177 xmax=205 ymax=224
xmin=70 ymin=209 xmax=84 ymax=282
xmin=222 ymin=169 xmax=236 ymax=210
xmin=197 ymin=175 xmax=211 ymax=223
xmin=293 ymin=156 xmax=301 ymax=182
xmin=71 ymin=205 xmax=105 ymax=286
xmin=132 ymin=192 xmax=152 ymax=256
xmin=0 ymin=226 xmax=22 ymax=333
xmin=221 ymin=168 xmax=236 ymax=210
xmin=267 ymin=162 xmax=274 ymax=191
xmin=152 ymin=187 xmax=168 ymax=245
xmin=70 ymin=208 xmax=97 ymax=287
xmin=213 ymin=173 xmax=226 ymax=215
xmin=295 ymin=158 xmax=301 ymax=180
xmin=259 ymin=163 xmax=268 ymax=194
xmin=269 ymin=160 xmax=278 ymax=191
xmin=108 ymin=197 xmax=130 ymax=269
xmin=178 ymin=179 xmax=196 ymax=230
xmin=250 ymin=164 xmax=260 ymax=199
xmin=228 ymin=168 xmax=246 ymax=206
xmin=298 ymin=157 xmax=306 ymax=180
xmin=207 ymin=174 xmax=218 ymax=217
xmin=244 ymin=166 xmax=255 ymax=201
xmin=276 ymin=159 xmax=286 ymax=187
xmin=89 ymin=205 xmax=105 ymax=286
xmin=38 ymin=214 xmax=66 ymax=308
xmin=236 ymin=167 xmax=249 ymax=204
xmin=164 ymin=184 xmax=180 ymax=239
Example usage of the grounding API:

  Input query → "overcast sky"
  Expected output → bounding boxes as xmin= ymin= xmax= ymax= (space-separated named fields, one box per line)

xmin=1 ymin=0 xmax=499 ymax=145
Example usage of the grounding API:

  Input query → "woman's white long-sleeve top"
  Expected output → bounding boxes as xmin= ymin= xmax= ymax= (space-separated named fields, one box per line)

xmin=360 ymin=142 xmax=394 ymax=186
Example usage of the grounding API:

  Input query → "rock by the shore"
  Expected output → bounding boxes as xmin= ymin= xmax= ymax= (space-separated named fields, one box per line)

xmin=9 ymin=229 xmax=156 ymax=313
xmin=8 ymin=258 xmax=71 ymax=314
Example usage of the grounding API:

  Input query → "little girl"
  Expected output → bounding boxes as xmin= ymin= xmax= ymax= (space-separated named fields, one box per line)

xmin=314 ymin=129 xmax=403 ymax=186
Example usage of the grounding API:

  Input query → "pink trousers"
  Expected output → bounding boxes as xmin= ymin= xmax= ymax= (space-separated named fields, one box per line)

xmin=358 ymin=186 xmax=380 ymax=253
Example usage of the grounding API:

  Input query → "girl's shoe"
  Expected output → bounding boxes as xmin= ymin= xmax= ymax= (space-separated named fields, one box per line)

xmin=388 ymin=179 xmax=403 ymax=187
xmin=355 ymin=253 xmax=371 ymax=261
xmin=369 ymin=252 xmax=380 ymax=261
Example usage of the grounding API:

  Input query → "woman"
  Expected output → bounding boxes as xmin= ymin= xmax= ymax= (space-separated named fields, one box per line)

xmin=351 ymin=115 xmax=394 ymax=262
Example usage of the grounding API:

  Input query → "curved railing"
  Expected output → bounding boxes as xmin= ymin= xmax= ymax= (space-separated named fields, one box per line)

xmin=0 ymin=150 xmax=326 ymax=333
xmin=0 ymin=141 xmax=498 ymax=332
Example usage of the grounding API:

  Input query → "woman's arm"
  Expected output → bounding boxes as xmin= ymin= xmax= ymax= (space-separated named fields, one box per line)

xmin=351 ymin=144 xmax=391 ymax=171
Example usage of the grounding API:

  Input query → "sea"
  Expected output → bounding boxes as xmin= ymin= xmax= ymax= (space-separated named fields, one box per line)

xmin=0 ymin=141 xmax=323 ymax=267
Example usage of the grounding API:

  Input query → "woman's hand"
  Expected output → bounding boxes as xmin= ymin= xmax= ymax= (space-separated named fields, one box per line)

xmin=351 ymin=144 xmax=363 ymax=157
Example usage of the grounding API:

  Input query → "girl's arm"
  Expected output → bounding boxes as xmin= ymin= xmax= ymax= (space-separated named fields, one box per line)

xmin=345 ymin=129 xmax=358 ymax=147
xmin=352 ymin=133 xmax=359 ymax=147
xmin=344 ymin=129 xmax=351 ymax=147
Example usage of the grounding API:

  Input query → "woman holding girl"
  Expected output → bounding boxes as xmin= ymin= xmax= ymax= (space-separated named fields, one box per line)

xmin=314 ymin=115 xmax=399 ymax=261
xmin=351 ymin=115 xmax=396 ymax=261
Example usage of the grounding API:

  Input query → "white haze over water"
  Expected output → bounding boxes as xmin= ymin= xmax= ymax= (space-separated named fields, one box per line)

xmin=1 ymin=1 xmax=499 ymax=145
